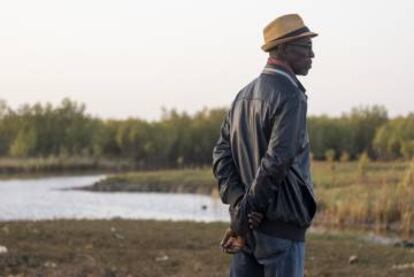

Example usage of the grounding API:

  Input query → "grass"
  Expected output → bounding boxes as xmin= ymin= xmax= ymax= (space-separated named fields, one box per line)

xmin=1 ymin=220 xmax=414 ymax=276
xmin=314 ymin=161 xmax=414 ymax=237
xmin=310 ymin=160 xmax=406 ymax=189
xmin=86 ymin=167 xmax=216 ymax=194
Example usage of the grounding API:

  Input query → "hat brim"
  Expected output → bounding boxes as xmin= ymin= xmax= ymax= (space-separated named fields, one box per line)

xmin=261 ymin=31 xmax=318 ymax=52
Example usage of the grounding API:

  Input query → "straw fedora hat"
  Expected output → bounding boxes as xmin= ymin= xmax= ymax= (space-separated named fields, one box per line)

xmin=261 ymin=14 xmax=318 ymax=52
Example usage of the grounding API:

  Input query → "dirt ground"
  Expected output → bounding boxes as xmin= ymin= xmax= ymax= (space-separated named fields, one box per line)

xmin=1 ymin=220 xmax=414 ymax=276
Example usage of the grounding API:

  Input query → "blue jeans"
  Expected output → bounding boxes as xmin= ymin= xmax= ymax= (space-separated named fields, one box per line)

xmin=229 ymin=231 xmax=305 ymax=277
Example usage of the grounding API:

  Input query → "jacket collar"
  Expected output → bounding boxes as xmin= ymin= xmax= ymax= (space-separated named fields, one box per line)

xmin=263 ymin=57 xmax=306 ymax=93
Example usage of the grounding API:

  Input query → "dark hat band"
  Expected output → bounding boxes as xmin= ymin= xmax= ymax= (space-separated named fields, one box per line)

xmin=277 ymin=26 xmax=310 ymax=40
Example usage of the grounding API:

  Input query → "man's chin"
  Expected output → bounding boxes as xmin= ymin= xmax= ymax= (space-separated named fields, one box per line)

xmin=297 ymin=70 xmax=309 ymax=76
xmin=293 ymin=66 xmax=311 ymax=76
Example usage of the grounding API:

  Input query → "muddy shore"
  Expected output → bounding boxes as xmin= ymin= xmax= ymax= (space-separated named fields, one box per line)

xmin=1 ymin=220 xmax=414 ymax=276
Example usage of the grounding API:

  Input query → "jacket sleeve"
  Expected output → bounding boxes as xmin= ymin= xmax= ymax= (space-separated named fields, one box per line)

xmin=212 ymin=110 xmax=245 ymax=207
xmin=231 ymin=93 xmax=304 ymax=235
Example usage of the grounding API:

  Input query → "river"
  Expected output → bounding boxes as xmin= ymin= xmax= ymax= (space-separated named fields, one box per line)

xmin=0 ymin=174 xmax=229 ymax=222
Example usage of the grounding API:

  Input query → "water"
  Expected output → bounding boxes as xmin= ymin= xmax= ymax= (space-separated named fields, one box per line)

xmin=0 ymin=175 xmax=229 ymax=222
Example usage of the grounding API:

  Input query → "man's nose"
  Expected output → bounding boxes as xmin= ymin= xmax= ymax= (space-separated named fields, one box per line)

xmin=309 ymin=49 xmax=315 ymax=58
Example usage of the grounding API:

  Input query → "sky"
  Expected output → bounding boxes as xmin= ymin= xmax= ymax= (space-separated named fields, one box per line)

xmin=0 ymin=0 xmax=413 ymax=121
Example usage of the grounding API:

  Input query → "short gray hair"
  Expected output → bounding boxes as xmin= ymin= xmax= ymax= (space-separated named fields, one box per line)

xmin=268 ymin=44 xmax=286 ymax=58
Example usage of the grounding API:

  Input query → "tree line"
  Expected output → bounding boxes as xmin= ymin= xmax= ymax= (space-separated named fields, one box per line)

xmin=0 ymin=98 xmax=413 ymax=168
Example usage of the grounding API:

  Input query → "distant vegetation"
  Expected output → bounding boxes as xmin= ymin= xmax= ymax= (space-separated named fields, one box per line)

xmin=0 ymin=98 xmax=413 ymax=170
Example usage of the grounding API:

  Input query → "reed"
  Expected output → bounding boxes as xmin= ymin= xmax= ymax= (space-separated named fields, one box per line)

xmin=373 ymin=182 xmax=399 ymax=233
xmin=397 ymin=160 xmax=414 ymax=239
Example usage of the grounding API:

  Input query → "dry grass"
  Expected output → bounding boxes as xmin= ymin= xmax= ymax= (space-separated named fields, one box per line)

xmin=314 ymin=160 xmax=414 ymax=237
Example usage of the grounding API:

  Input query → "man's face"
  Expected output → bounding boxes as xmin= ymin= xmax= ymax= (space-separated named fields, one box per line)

xmin=283 ymin=37 xmax=315 ymax=76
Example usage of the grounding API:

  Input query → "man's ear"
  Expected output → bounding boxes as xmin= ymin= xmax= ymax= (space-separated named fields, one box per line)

xmin=278 ymin=43 xmax=289 ymax=57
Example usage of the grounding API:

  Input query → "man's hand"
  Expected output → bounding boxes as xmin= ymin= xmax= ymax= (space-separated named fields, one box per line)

xmin=220 ymin=228 xmax=245 ymax=254
xmin=248 ymin=211 xmax=264 ymax=229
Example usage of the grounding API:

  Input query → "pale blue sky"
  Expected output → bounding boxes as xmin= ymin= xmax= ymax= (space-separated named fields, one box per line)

xmin=0 ymin=0 xmax=412 ymax=120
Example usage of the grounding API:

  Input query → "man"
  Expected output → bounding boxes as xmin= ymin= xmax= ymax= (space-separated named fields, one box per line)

xmin=212 ymin=14 xmax=318 ymax=276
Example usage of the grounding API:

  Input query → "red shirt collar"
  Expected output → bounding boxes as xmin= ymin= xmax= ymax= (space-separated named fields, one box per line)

xmin=267 ymin=57 xmax=295 ymax=76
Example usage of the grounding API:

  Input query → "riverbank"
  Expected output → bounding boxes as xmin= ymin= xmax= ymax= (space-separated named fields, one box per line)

xmin=82 ymin=168 xmax=216 ymax=195
xmin=83 ymin=161 xmax=409 ymax=193
xmin=1 ymin=220 xmax=414 ymax=276
xmin=0 ymin=157 xmax=136 ymax=176
xmin=81 ymin=161 xmax=414 ymax=237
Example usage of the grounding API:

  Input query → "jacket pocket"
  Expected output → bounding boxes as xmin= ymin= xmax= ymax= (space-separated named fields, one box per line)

xmin=265 ymin=171 xmax=316 ymax=227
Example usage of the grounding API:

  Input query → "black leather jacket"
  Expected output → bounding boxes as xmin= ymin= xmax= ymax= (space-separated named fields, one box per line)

xmin=212 ymin=64 xmax=317 ymax=241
